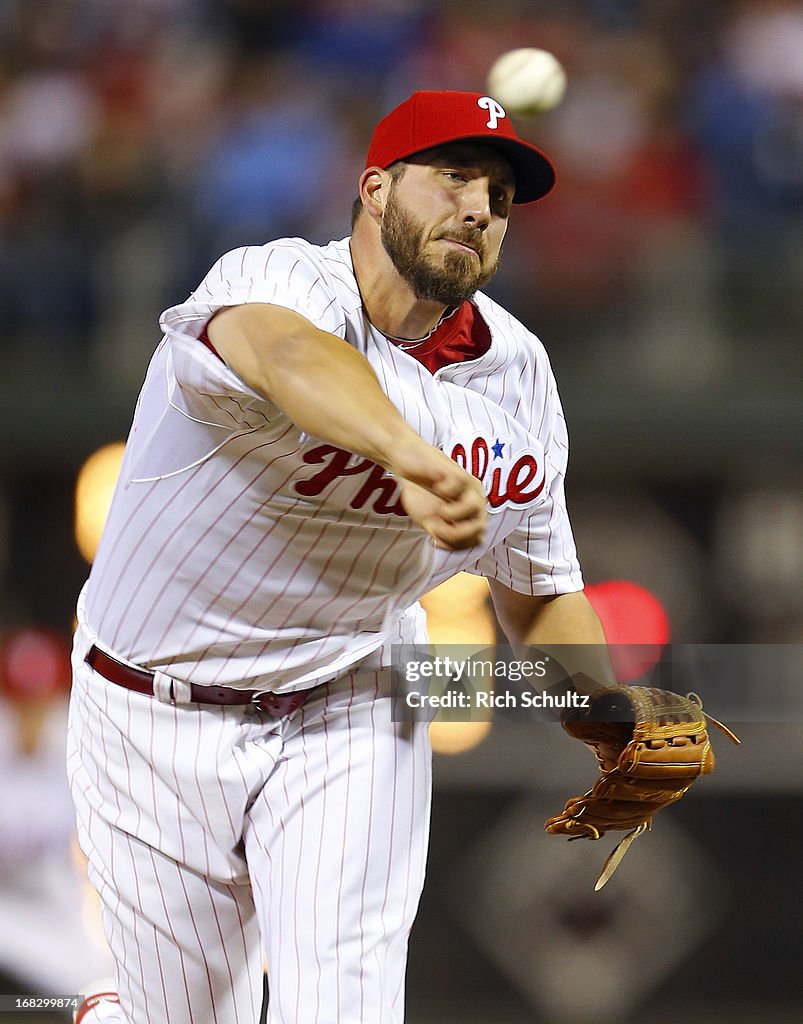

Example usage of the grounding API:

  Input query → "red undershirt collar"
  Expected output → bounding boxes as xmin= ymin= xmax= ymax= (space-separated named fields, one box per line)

xmin=382 ymin=300 xmax=492 ymax=374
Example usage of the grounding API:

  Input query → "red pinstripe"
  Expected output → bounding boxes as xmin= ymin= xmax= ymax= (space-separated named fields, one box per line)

xmin=357 ymin=676 xmax=379 ymax=1021
xmin=124 ymin=430 xmax=299 ymax=654
xmin=293 ymin=707 xmax=311 ymax=1023
xmin=334 ymin=673 xmax=354 ymax=1023
xmin=123 ymin=833 xmax=151 ymax=1021
xmin=312 ymin=686 xmax=332 ymax=1020
xmin=147 ymin=845 xmax=194 ymax=1021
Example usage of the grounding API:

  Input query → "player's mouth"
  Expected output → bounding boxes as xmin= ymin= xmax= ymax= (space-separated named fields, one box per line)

xmin=439 ymin=237 xmax=482 ymax=259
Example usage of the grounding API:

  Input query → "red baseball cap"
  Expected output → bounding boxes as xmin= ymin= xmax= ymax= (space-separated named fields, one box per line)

xmin=365 ymin=90 xmax=556 ymax=204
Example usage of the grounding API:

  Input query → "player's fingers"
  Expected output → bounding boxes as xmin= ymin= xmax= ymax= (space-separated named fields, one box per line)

xmin=437 ymin=490 xmax=487 ymax=524
xmin=428 ymin=471 xmax=465 ymax=501
xmin=423 ymin=513 xmax=486 ymax=551
xmin=390 ymin=441 xmax=480 ymax=501
xmin=397 ymin=478 xmax=486 ymax=549
xmin=429 ymin=465 xmax=487 ymax=504
xmin=429 ymin=532 xmax=485 ymax=552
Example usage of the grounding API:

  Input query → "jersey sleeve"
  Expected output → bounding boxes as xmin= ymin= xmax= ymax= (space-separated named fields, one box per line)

xmin=468 ymin=372 xmax=584 ymax=596
xmin=158 ymin=240 xmax=345 ymax=402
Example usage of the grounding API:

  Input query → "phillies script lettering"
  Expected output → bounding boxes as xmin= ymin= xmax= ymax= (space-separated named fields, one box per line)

xmin=293 ymin=438 xmax=545 ymax=516
xmin=450 ymin=437 xmax=544 ymax=509
xmin=294 ymin=446 xmax=404 ymax=515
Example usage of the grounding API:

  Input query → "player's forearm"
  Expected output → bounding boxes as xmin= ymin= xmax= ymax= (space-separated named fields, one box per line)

xmin=208 ymin=303 xmax=421 ymax=469
xmin=491 ymin=587 xmax=607 ymax=645
xmin=520 ymin=591 xmax=608 ymax=647
xmin=490 ymin=587 xmax=616 ymax=692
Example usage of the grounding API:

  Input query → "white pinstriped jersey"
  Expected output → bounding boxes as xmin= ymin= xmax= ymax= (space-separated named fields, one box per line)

xmin=83 ymin=236 xmax=582 ymax=692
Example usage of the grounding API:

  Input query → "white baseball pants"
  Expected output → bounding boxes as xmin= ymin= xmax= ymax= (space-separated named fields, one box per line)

xmin=67 ymin=627 xmax=432 ymax=1024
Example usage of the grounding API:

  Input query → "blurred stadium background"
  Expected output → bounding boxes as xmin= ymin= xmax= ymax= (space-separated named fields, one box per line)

xmin=0 ymin=0 xmax=800 ymax=1021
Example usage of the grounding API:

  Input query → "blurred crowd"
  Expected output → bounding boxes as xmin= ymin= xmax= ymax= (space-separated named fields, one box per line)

xmin=0 ymin=627 xmax=113 ymax=1007
xmin=0 ymin=0 xmax=800 ymax=383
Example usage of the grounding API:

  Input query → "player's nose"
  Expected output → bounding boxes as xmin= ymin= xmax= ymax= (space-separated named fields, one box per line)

xmin=459 ymin=178 xmax=492 ymax=229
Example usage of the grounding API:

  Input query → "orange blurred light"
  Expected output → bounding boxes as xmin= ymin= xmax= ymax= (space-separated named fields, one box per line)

xmin=429 ymin=719 xmax=492 ymax=755
xmin=74 ymin=442 xmax=125 ymax=563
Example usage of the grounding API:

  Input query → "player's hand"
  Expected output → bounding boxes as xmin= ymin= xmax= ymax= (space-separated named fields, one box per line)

xmin=389 ymin=440 xmax=487 ymax=551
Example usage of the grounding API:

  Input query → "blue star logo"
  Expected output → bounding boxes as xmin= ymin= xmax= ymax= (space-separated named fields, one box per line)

xmin=491 ymin=438 xmax=505 ymax=459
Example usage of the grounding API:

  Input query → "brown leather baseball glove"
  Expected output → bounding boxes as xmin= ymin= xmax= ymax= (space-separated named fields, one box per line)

xmin=545 ymin=686 xmax=739 ymax=889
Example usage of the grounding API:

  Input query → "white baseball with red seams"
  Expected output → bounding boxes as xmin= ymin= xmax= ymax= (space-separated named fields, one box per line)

xmin=487 ymin=47 xmax=567 ymax=115
xmin=67 ymin=235 xmax=583 ymax=1023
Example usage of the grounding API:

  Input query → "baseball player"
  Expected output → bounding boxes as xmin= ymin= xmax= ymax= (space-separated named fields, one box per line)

xmin=68 ymin=90 xmax=613 ymax=1023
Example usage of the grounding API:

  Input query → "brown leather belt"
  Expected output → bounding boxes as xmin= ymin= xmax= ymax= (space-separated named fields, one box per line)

xmin=85 ymin=645 xmax=315 ymax=718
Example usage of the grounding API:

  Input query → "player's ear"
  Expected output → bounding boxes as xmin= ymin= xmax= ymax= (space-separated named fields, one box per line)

xmin=358 ymin=168 xmax=389 ymax=221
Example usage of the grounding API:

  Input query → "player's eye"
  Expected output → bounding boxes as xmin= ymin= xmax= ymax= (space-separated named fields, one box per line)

xmin=443 ymin=170 xmax=467 ymax=183
xmin=492 ymin=188 xmax=513 ymax=214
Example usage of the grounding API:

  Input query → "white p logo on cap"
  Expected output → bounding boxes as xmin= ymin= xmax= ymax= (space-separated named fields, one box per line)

xmin=477 ymin=96 xmax=506 ymax=130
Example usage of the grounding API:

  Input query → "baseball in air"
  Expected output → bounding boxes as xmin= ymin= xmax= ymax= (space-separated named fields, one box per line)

xmin=487 ymin=47 xmax=567 ymax=115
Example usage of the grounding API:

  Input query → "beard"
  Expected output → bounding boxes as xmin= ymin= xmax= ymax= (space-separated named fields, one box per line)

xmin=380 ymin=189 xmax=500 ymax=306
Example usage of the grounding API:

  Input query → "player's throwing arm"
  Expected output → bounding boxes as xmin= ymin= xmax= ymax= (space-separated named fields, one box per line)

xmin=208 ymin=302 xmax=487 ymax=551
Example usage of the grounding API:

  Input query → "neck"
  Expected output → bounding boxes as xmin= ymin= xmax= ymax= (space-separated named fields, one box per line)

xmin=349 ymin=222 xmax=449 ymax=340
